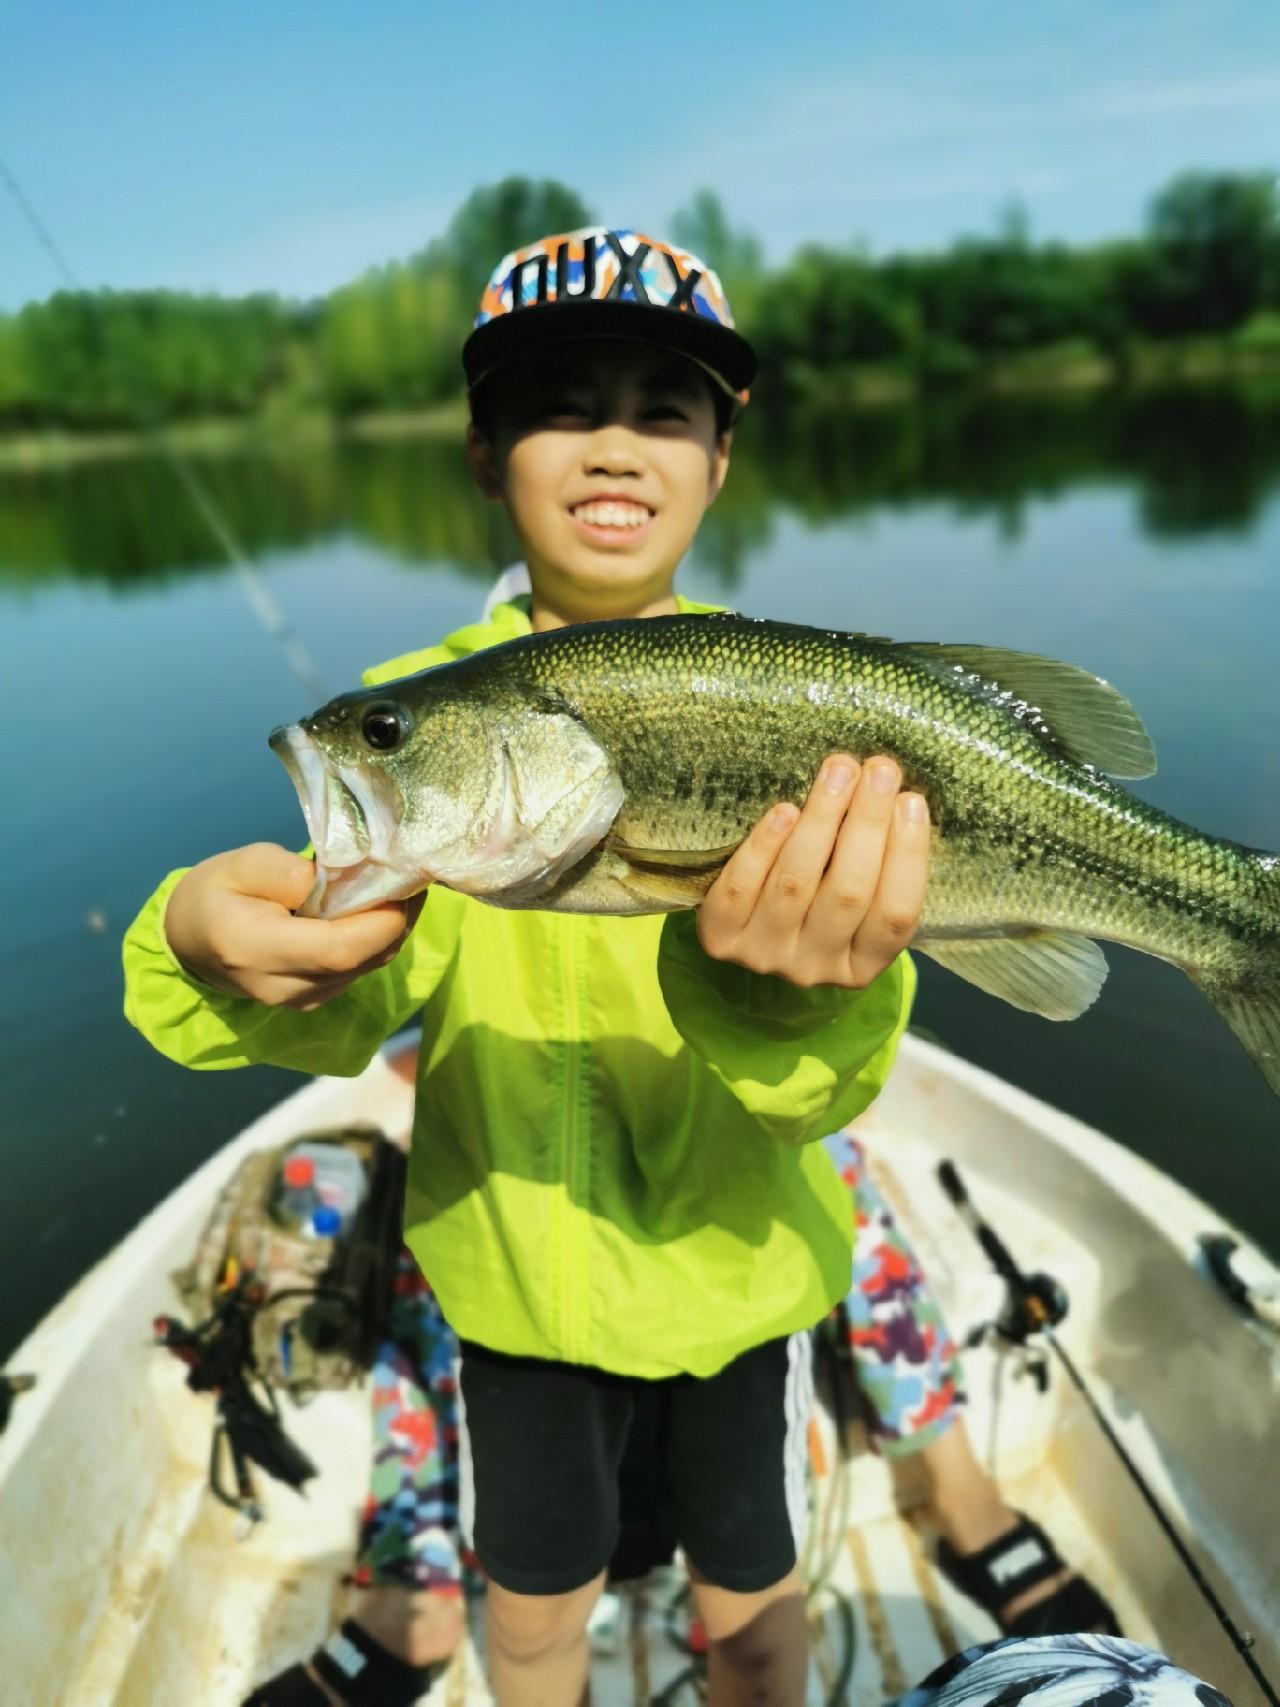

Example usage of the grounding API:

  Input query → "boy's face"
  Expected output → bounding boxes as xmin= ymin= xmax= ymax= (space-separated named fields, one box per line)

xmin=467 ymin=339 xmax=732 ymax=618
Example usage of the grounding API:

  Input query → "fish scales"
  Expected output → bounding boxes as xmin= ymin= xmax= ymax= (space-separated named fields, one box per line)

xmin=476 ymin=617 xmax=1264 ymax=966
xmin=271 ymin=613 xmax=1280 ymax=1094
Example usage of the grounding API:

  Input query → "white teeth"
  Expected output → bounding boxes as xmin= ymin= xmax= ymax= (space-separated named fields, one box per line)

xmin=573 ymin=501 xmax=650 ymax=529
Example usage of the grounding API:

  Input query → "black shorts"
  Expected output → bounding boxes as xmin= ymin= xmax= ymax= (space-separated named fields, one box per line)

xmin=456 ymin=1332 xmax=813 ymax=1597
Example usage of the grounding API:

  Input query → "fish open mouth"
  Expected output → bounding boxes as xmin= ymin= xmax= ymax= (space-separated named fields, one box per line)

xmin=269 ymin=724 xmax=413 ymax=917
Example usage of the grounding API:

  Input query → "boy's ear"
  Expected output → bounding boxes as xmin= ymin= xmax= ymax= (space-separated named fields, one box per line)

xmin=706 ymin=430 xmax=733 ymax=506
xmin=466 ymin=424 xmax=504 ymax=500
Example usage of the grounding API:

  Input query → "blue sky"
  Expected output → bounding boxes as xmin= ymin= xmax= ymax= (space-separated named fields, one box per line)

xmin=2 ymin=0 xmax=1277 ymax=311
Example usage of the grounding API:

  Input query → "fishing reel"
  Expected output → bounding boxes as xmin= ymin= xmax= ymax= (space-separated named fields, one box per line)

xmin=961 ymin=1281 xmax=1068 ymax=1393
xmin=939 ymin=1171 xmax=1279 ymax=1700
xmin=938 ymin=1160 xmax=1069 ymax=1394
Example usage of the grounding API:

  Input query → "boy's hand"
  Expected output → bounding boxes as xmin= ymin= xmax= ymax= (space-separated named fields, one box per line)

xmin=164 ymin=844 xmax=424 ymax=1011
xmin=697 ymin=756 xmax=930 ymax=989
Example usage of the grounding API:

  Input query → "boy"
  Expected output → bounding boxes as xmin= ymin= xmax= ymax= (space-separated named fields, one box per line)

xmin=124 ymin=227 xmax=931 ymax=1707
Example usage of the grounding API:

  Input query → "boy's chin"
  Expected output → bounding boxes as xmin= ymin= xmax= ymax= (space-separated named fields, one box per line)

xmin=545 ymin=548 xmax=679 ymax=601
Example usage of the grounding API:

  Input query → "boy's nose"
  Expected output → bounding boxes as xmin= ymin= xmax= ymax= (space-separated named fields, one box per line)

xmin=583 ymin=426 xmax=646 ymax=478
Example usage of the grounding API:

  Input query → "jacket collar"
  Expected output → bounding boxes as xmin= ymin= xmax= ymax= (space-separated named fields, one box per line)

xmin=437 ymin=591 xmax=723 ymax=661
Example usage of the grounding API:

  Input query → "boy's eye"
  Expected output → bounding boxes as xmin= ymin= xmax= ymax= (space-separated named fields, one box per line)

xmin=644 ymin=402 xmax=690 ymax=422
xmin=541 ymin=398 xmax=589 ymax=419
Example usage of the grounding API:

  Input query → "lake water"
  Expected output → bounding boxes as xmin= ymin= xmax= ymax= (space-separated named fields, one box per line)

xmin=3 ymin=385 xmax=1279 ymax=1359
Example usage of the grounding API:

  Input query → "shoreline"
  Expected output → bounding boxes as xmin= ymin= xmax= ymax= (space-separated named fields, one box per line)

xmin=772 ymin=336 xmax=1280 ymax=410
xmin=0 ymin=397 xmax=470 ymax=472
xmin=3 ymin=345 xmax=1280 ymax=471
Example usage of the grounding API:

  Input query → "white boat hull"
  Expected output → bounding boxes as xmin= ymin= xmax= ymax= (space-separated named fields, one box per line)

xmin=2 ymin=1036 xmax=1276 ymax=1704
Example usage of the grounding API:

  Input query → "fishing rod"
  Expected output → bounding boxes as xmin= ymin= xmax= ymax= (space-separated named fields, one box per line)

xmin=938 ymin=1158 xmax=1279 ymax=1707
xmin=0 ymin=154 xmax=326 ymax=705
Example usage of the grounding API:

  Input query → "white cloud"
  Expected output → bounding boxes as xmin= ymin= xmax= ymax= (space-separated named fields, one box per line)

xmin=1090 ymin=70 xmax=1280 ymax=119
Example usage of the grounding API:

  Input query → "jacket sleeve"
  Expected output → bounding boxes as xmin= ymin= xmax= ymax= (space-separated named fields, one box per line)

xmin=122 ymin=868 xmax=461 ymax=1077
xmin=656 ymin=910 xmax=916 ymax=1146
xmin=121 ymin=646 xmax=467 ymax=1077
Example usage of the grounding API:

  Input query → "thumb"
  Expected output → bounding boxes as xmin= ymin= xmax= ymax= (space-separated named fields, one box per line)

xmin=226 ymin=843 xmax=318 ymax=911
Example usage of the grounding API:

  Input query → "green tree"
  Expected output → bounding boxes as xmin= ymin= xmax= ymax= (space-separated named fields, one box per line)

xmin=443 ymin=177 xmax=595 ymax=301
xmin=752 ymin=247 xmax=920 ymax=394
xmin=669 ymin=190 xmax=765 ymax=329
xmin=1125 ymin=171 xmax=1278 ymax=334
xmin=0 ymin=314 xmax=26 ymax=421
xmin=884 ymin=237 xmax=1102 ymax=360
xmin=320 ymin=249 xmax=469 ymax=414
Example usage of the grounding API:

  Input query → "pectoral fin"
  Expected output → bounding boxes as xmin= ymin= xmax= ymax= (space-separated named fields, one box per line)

xmin=616 ymin=865 xmax=721 ymax=906
xmin=914 ymin=929 xmax=1108 ymax=1020
xmin=604 ymin=834 xmax=740 ymax=908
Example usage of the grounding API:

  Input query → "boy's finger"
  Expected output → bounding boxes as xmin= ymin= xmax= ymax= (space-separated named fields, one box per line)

xmin=846 ymin=791 xmax=931 ymax=983
xmin=248 ymin=898 xmax=420 ymax=978
xmin=225 ymin=842 xmax=317 ymax=910
xmin=764 ymin=756 xmax=860 ymax=917
xmin=351 ymin=916 xmax=423 ymax=977
xmin=265 ymin=890 xmax=424 ymax=1003
xmin=803 ymin=758 xmax=901 ymax=946
xmin=701 ymin=803 xmax=800 ymax=933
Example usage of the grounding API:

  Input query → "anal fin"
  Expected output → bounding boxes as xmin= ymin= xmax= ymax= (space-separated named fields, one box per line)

xmin=914 ymin=929 xmax=1108 ymax=1020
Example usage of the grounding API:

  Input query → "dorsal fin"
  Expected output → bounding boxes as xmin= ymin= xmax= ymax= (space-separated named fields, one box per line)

xmin=901 ymin=642 xmax=1156 ymax=779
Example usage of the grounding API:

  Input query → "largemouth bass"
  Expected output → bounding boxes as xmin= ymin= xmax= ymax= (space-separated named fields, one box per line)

xmin=270 ymin=614 xmax=1280 ymax=1094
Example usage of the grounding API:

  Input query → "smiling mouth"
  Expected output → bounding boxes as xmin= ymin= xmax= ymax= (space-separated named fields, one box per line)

xmin=570 ymin=500 xmax=654 ymax=531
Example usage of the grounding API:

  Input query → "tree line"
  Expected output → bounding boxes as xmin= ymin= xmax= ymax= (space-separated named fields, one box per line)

xmin=1 ymin=171 xmax=1277 ymax=432
xmin=8 ymin=381 xmax=1280 ymax=590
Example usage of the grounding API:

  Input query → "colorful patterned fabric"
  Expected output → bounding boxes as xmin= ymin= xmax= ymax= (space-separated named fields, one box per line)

xmin=461 ymin=227 xmax=757 ymax=399
xmin=473 ymin=229 xmax=737 ymax=332
xmin=349 ymin=1250 xmax=462 ymax=1593
xmin=891 ymin=1633 xmax=1233 ymax=1707
xmin=823 ymin=1132 xmax=964 ymax=1455
xmin=351 ymin=1136 xmax=962 ymax=1585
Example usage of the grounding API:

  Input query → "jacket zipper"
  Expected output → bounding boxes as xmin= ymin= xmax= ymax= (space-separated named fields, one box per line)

xmin=559 ymin=920 xmax=585 ymax=1362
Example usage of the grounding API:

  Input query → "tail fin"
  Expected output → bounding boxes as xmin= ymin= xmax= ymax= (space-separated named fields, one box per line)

xmin=1206 ymin=980 xmax=1280 ymax=1096
xmin=1199 ymin=858 xmax=1280 ymax=1098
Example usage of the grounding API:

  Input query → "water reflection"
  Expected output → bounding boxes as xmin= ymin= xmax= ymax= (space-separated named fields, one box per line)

xmin=745 ymin=382 xmax=1280 ymax=544
xmin=4 ymin=382 xmax=1279 ymax=1363
xmin=4 ymin=383 xmax=1279 ymax=590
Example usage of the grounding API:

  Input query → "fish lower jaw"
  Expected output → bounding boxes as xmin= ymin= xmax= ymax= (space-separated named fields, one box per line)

xmin=300 ymin=857 xmax=426 ymax=920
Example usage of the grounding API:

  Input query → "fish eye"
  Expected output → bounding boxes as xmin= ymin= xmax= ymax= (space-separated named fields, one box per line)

xmin=361 ymin=703 xmax=410 ymax=752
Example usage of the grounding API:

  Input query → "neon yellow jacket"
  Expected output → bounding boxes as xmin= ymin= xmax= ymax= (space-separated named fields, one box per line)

xmin=123 ymin=597 xmax=916 ymax=1378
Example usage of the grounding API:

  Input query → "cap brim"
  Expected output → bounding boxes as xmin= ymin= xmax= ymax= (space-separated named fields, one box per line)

xmin=462 ymin=299 xmax=757 ymax=399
